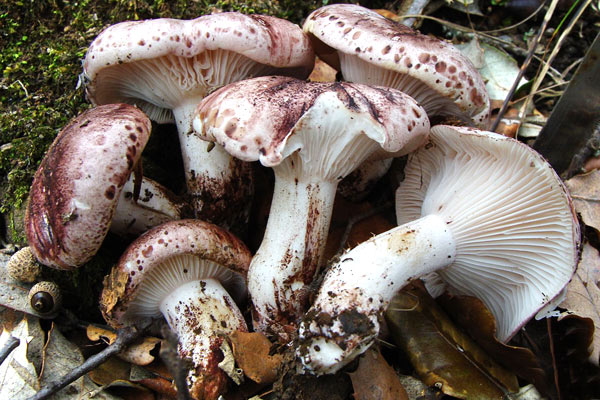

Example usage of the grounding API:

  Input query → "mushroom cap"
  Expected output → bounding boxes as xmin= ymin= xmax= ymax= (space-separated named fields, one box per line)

xmin=194 ymin=75 xmax=430 ymax=172
xmin=25 ymin=104 xmax=151 ymax=270
xmin=100 ymin=219 xmax=252 ymax=328
xmin=303 ymin=4 xmax=490 ymax=128
xmin=396 ymin=125 xmax=580 ymax=341
xmin=83 ymin=13 xmax=315 ymax=124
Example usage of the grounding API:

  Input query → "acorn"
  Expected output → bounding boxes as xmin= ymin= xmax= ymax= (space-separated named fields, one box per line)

xmin=6 ymin=246 xmax=41 ymax=283
xmin=28 ymin=281 xmax=62 ymax=315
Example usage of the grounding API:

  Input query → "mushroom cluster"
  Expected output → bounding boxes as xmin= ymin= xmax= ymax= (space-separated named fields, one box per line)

xmin=18 ymin=4 xmax=581 ymax=399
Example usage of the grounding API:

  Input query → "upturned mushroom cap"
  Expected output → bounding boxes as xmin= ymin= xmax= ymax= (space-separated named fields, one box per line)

xmin=396 ymin=125 xmax=580 ymax=341
xmin=100 ymin=219 xmax=251 ymax=328
xmin=303 ymin=4 xmax=490 ymax=128
xmin=83 ymin=12 xmax=315 ymax=127
xmin=297 ymin=124 xmax=580 ymax=375
xmin=194 ymin=75 xmax=429 ymax=166
xmin=25 ymin=104 xmax=151 ymax=270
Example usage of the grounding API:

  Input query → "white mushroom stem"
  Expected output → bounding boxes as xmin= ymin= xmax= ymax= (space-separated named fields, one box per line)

xmin=111 ymin=175 xmax=185 ymax=237
xmin=250 ymin=174 xmax=337 ymax=334
xmin=173 ymin=102 xmax=248 ymax=224
xmin=160 ymin=278 xmax=247 ymax=390
xmin=298 ymin=214 xmax=455 ymax=375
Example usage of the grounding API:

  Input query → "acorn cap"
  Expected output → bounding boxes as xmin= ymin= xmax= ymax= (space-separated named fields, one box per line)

xmin=29 ymin=281 xmax=62 ymax=315
xmin=6 ymin=246 xmax=41 ymax=283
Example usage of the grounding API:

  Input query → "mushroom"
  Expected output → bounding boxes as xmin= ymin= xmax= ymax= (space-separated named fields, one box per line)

xmin=83 ymin=13 xmax=315 ymax=229
xmin=111 ymin=174 xmax=188 ymax=238
xmin=303 ymin=4 xmax=489 ymax=127
xmin=297 ymin=125 xmax=580 ymax=374
xmin=303 ymin=4 xmax=490 ymax=199
xmin=100 ymin=219 xmax=251 ymax=400
xmin=193 ymin=75 xmax=430 ymax=337
xmin=25 ymin=104 xmax=181 ymax=270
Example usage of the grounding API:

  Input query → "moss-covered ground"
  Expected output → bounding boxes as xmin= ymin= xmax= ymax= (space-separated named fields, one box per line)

xmin=0 ymin=0 xmax=340 ymax=244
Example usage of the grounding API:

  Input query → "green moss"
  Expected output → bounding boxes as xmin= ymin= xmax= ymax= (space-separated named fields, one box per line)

xmin=0 ymin=0 xmax=330 ymax=242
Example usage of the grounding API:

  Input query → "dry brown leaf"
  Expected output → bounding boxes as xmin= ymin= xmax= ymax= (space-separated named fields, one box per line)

xmin=373 ymin=9 xmax=401 ymax=21
xmin=565 ymin=169 xmax=600 ymax=232
xmin=87 ymin=324 xmax=160 ymax=366
xmin=386 ymin=283 xmax=519 ymax=399
xmin=437 ymin=294 xmax=547 ymax=392
xmin=348 ymin=347 xmax=408 ymax=400
xmin=308 ymin=57 xmax=337 ymax=82
xmin=559 ymin=242 xmax=600 ymax=365
xmin=229 ymin=331 xmax=283 ymax=384
xmin=324 ymin=195 xmax=395 ymax=261
xmin=88 ymin=357 xmax=132 ymax=386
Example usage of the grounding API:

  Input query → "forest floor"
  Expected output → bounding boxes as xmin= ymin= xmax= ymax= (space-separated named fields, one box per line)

xmin=1 ymin=1 xmax=600 ymax=399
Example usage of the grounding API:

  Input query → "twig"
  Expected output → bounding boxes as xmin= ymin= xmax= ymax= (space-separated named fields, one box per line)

xmin=27 ymin=325 xmax=146 ymax=400
xmin=160 ymin=325 xmax=192 ymax=400
xmin=0 ymin=336 xmax=20 ymax=365
xmin=547 ymin=318 xmax=562 ymax=400
xmin=491 ymin=0 xmax=561 ymax=132
xmin=517 ymin=0 xmax=593 ymax=121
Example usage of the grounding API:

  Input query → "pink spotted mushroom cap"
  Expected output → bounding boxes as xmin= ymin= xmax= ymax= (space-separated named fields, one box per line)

xmin=82 ymin=12 xmax=314 ymax=227
xmin=303 ymin=4 xmax=490 ymax=128
xmin=193 ymin=75 xmax=430 ymax=337
xmin=83 ymin=12 xmax=315 ymax=130
xmin=100 ymin=219 xmax=251 ymax=399
xmin=25 ymin=104 xmax=151 ymax=270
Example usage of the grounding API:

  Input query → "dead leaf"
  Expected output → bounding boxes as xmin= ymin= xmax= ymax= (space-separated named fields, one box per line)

xmin=0 ymin=315 xmax=40 ymax=397
xmin=87 ymin=324 xmax=160 ymax=366
xmin=559 ymin=242 xmax=600 ymax=365
xmin=437 ymin=294 xmax=548 ymax=392
xmin=130 ymin=364 xmax=178 ymax=398
xmin=348 ymin=347 xmax=408 ymax=400
xmin=565 ymin=169 xmax=600 ymax=232
xmin=308 ymin=57 xmax=337 ymax=82
xmin=42 ymin=322 xmax=121 ymax=399
xmin=386 ymin=283 xmax=519 ymax=399
xmin=229 ymin=331 xmax=282 ymax=384
xmin=88 ymin=357 xmax=131 ymax=385
xmin=324 ymin=195 xmax=395 ymax=261
xmin=219 ymin=337 xmax=244 ymax=385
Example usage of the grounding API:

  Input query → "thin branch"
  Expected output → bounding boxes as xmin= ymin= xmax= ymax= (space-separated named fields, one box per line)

xmin=518 ymin=0 xmax=593 ymax=120
xmin=0 ymin=336 xmax=20 ymax=365
xmin=28 ymin=325 xmax=146 ymax=400
xmin=160 ymin=325 xmax=192 ymax=400
xmin=491 ymin=0 xmax=561 ymax=132
xmin=547 ymin=318 xmax=562 ymax=400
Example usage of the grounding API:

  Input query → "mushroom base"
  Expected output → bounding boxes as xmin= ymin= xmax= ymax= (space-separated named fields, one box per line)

xmin=160 ymin=278 xmax=248 ymax=400
xmin=297 ymin=214 xmax=455 ymax=374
